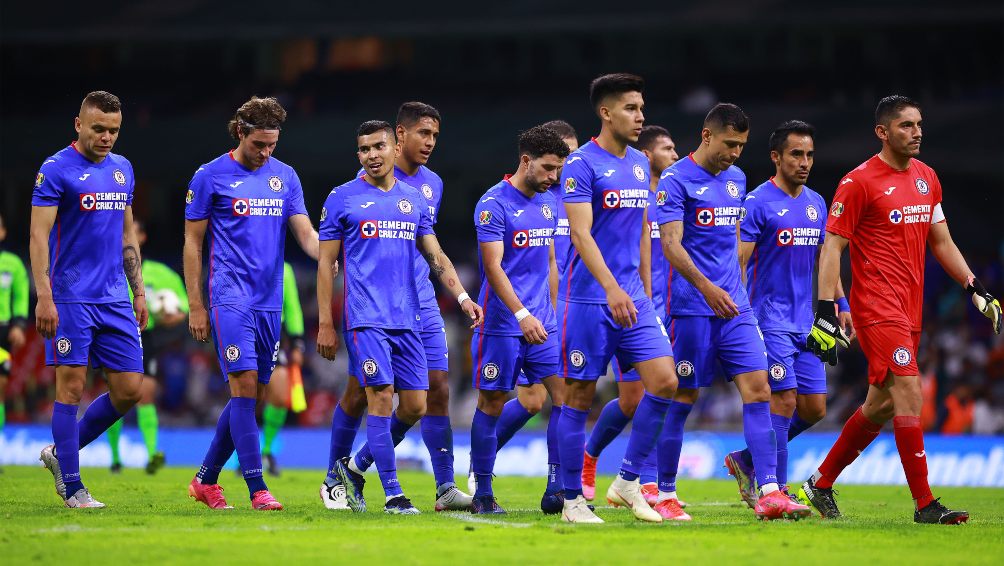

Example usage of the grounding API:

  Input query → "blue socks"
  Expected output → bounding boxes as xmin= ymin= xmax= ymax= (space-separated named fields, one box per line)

xmin=421 ymin=415 xmax=455 ymax=488
xmin=557 ymin=406 xmax=588 ymax=500
xmin=640 ymin=449 xmax=658 ymax=485
xmin=52 ymin=402 xmax=83 ymax=497
xmin=657 ymin=401 xmax=693 ymax=493
xmin=619 ymin=393 xmax=670 ymax=481
xmin=354 ymin=412 xmax=412 ymax=471
xmin=326 ymin=405 xmax=362 ymax=482
xmin=771 ymin=412 xmax=792 ymax=487
xmin=230 ymin=397 xmax=267 ymax=498
xmin=585 ymin=399 xmax=631 ymax=458
xmin=788 ymin=411 xmax=814 ymax=440
xmin=77 ymin=392 xmax=123 ymax=449
xmin=545 ymin=405 xmax=563 ymax=494
xmin=471 ymin=409 xmax=499 ymax=497
xmin=495 ymin=399 xmax=534 ymax=452
xmin=197 ymin=400 xmax=235 ymax=485
xmin=742 ymin=401 xmax=778 ymax=489
xmin=367 ymin=415 xmax=403 ymax=497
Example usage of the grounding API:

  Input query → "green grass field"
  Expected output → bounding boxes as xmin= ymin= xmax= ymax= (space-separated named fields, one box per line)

xmin=3 ymin=465 xmax=1003 ymax=565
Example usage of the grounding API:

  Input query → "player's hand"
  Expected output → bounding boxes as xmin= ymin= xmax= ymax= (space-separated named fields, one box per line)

xmin=518 ymin=314 xmax=548 ymax=345
xmin=35 ymin=297 xmax=59 ymax=339
xmin=461 ymin=298 xmax=484 ymax=329
xmin=807 ymin=300 xmax=850 ymax=366
xmin=133 ymin=294 xmax=149 ymax=329
xmin=606 ymin=286 xmax=638 ymax=328
xmin=700 ymin=283 xmax=740 ymax=319
xmin=838 ymin=310 xmax=856 ymax=342
xmin=8 ymin=326 xmax=26 ymax=350
xmin=968 ymin=277 xmax=1002 ymax=334
xmin=189 ymin=305 xmax=210 ymax=342
xmin=317 ymin=323 xmax=339 ymax=360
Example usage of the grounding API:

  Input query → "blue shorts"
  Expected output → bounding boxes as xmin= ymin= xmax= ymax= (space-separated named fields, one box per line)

xmin=45 ymin=301 xmax=143 ymax=373
xmin=472 ymin=331 xmax=559 ymax=391
xmin=210 ymin=305 xmax=281 ymax=384
xmin=764 ymin=330 xmax=827 ymax=395
xmin=612 ymin=359 xmax=642 ymax=383
xmin=668 ymin=311 xmax=767 ymax=389
xmin=558 ymin=298 xmax=673 ymax=381
xmin=346 ymin=327 xmax=428 ymax=390
xmin=419 ymin=307 xmax=450 ymax=372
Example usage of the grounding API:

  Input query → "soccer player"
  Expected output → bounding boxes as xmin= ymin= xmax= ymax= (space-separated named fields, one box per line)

xmin=581 ymin=125 xmax=679 ymax=505
xmin=260 ymin=261 xmax=306 ymax=477
xmin=469 ymin=125 xmax=569 ymax=514
xmin=106 ymin=219 xmax=189 ymax=474
xmin=184 ymin=96 xmax=319 ymax=511
xmin=320 ymin=103 xmax=474 ymax=512
xmin=656 ymin=103 xmax=811 ymax=521
xmin=801 ymin=96 xmax=1000 ymax=524
xmin=557 ymin=73 xmax=679 ymax=524
xmin=32 ymin=91 xmax=148 ymax=508
xmin=724 ymin=121 xmax=852 ymax=504
xmin=317 ymin=120 xmax=482 ymax=515
xmin=0 ymin=212 xmax=29 ymax=435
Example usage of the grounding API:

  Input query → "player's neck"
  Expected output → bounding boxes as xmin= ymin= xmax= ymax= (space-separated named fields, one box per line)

xmin=595 ymin=129 xmax=628 ymax=158
xmin=231 ymin=149 xmax=261 ymax=172
xmin=772 ymin=175 xmax=803 ymax=198
xmin=507 ymin=169 xmax=535 ymax=199
xmin=649 ymin=173 xmax=660 ymax=192
xmin=878 ymin=147 xmax=912 ymax=171
xmin=691 ymin=147 xmax=721 ymax=175
xmin=395 ymin=156 xmax=421 ymax=177
xmin=72 ymin=140 xmax=105 ymax=164
xmin=363 ymin=173 xmax=396 ymax=192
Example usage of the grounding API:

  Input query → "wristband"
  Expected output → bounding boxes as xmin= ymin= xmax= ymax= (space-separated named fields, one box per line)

xmin=514 ymin=308 xmax=531 ymax=322
xmin=457 ymin=292 xmax=471 ymax=305
xmin=836 ymin=297 xmax=850 ymax=313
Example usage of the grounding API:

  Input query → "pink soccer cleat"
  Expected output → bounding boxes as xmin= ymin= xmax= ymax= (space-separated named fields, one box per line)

xmin=755 ymin=490 xmax=812 ymax=521
xmin=251 ymin=489 xmax=284 ymax=511
xmin=582 ymin=453 xmax=598 ymax=501
xmin=641 ymin=482 xmax=659 ymax=506
xmin=189 ymin=477 xmax=234 ymax=510
xmin=653 ymin=498 xmax=692 ymax=521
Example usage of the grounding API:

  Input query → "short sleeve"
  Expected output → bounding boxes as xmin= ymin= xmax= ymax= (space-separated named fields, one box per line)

xmin=286 ymin=170 xmax=309 ymax=218
xmin=31 ymin=161 xmax=63 ymax=207
xmin=416 ymin=191 xmax=435 ymax=238
xmin=126 ymin=160 xmax=136 ymax=206
xmin=656 ymin=172 xmax=686 ymax=225
xmin=816 ymin=194 xmax=828 ymax=243
xmin=474 ymin=194 xmax=506 ymax=243
xmin=739 ymin=194 xmax=763 ymax=242
xmin=826 ymin=176 xmax=869 ymax=239
xmin=184 ymin=167 xmax=214 ymax=220
xmin=559 ymin=153 xmax=594 ymax=204
xmin=319 ymin=190 xmax=343 ymax=241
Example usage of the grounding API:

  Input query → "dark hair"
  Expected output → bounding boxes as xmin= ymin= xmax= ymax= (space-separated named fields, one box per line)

xmin=397 ymin=101 xmax=441 ymax=128
xmin=634 ymin=125 xmax=672 ymax=151
xmin=589 ymin=73 xmax=645 ymax=109
xmin=81 ymin=91 xmax=121 ymax=114
xmin=518 ymin=125 xmax=571 ymax=160
xmin=357 ymin=120 xmax=395 ymax=139
xmin=541 ymin=120 xmax=577 ymax=141
xmin=875 ymin=95 xmax=920 ymax=125
xmin=768 ymin=120 xmax=816 ymax=154
xmin=227 ymin=96 xmax=286 ymax=140
xmin=704 ymin=103 xmax=749 ymax=133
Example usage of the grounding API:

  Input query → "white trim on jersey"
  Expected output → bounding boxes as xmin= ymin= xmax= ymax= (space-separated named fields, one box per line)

xmin=932 ymin=202 xmax=946 ymax=224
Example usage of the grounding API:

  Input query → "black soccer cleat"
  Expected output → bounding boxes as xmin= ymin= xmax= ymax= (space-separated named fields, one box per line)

xmin=334 ymin=457 xmax=367 ymax=513
xmin=110 ymin=462 xmax=122 ymax=474
xmin=915 ymin=498 xmax=969 ymax=525
xmin=540 ymin=491 xmax=564 ymax=515
xmin=471 ymin=494 xmax=506 ymax=515
xmin=264 ymin=453 xmax=280 ymax=477
xmin=146 ymin=451 xmax=166 ymax=475
xmin=800 ymin=476 xmax=841 ymax=519
xmin=384 ymin=495 xmax=420 ymax=515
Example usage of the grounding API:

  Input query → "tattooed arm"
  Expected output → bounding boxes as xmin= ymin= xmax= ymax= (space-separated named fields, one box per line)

xmin=417 ymin=233 xmax=484 ymax=328
xmin=29 ymin=205 xmax=59 ymax=338
xmin=123 ymin=205 xmax=149 ymax=329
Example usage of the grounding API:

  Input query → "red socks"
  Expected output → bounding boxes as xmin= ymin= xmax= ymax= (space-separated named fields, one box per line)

xmin=814 ymin=407 xmax=882 ymax=489
xmin=893 ymin=415 xmax=934 ymax=509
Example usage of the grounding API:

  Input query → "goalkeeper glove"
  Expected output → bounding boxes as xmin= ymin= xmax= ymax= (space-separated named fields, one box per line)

xmin=967 ymin=277 xmax=1002 ymax=334
xmin=807 ymin=299 xmax=850 ymax=366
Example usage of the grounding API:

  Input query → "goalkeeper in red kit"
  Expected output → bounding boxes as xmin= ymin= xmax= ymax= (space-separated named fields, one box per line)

xmin=802 ymin=95 xmax=1001 ymax=524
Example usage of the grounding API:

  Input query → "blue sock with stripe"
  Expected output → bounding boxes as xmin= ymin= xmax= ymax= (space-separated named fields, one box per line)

xmin=197 ymin=400 xmax=235 ymax=485
xmin=545 ymin=405 xmax=563 ymax=494
xmin=230 ymin=397 xmax=267 ymax=498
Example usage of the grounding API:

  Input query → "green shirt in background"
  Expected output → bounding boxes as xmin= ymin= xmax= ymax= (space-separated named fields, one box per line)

xmin=0 ymin=250 xmax=29 ymax=326
xmin=129 ymin=259 xmax=190 ymax=331
xmin=282 ymin=262 xmax=304 ymax=337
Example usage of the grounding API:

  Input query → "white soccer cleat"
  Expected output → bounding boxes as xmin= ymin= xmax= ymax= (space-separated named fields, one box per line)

xmin=319 ymin=481 xmax=350 ymax=510
xmin=606 ymin=476 xmax=662 ymax=523
xmin=435 ymin=484 xmax=473 ymax=512
xmin=561 ymin=495 xmax=604 ymax=524
xmin=64 ymin=488 xmax=105 ymax=509
xmin=40 ymin=444 xmax=66 ymax=499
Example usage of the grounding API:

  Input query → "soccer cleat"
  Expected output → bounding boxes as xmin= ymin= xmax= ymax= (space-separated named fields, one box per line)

xmin=434 ymin=483 xmax=473 ymax=512
xmin=64 ymin=488 xmax=105 ymax=509
xmin=641 ymin=482 xmax=659 ymax=506
xmin=653 ymin=498 xmax=692 ymax=521
xmin=561 ymin=495 xmax=604 ymax=524
xmin=606 ymin=476 xmax=662 ymax=523
xmin=914 ymin=498 xmax=969 ymax=525
xmin=146 ymin=451 xmax=166 ymax=475
xmin=724 ymin=451 xmax=757 ymax=509
xmin=471 ymin=494 xmax=506 ymax=514
xmin=333 ymin=457 xmax=367 ymax=513
xmin=188 ymin=477 xmax=234 ymax=509
xmin=110 ymin=462 xmax=123 ymax=474
xmin=319 ymin=480 xmax=350 ymax=510
xmin=581 ymin=452 xmax=598 ymax=501
xmin=755 ymin=490 xmax=812 ymax=521
xmin=540 ymin=491 xmax=564 ymax=515
xmin=800 ymin=476 xmax=841 ymax=519
xmin=39 ymin=444 xmax=66 ymax=499
xmin=265 ymin=453 xmax=280 ymax=477
xmin=384 ymin=495 xmax=421 ymax=515
xmin=251 ymin=490 xmax=284 ymax=511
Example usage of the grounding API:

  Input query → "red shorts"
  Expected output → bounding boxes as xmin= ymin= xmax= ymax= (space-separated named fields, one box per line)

xmin=856 ymin=323 xmax=921 ymax=387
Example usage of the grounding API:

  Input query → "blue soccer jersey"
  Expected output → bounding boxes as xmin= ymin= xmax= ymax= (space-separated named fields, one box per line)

xmin=319 ymin=177 xmax=434 ymax=331
xmin=31 ymin=143 xmax=135 ymax=303
xmin=548 ymin=184 xmax=571 ymax=275
xmin=185 ymin=151 xmax=308 ymax=311
xmin=559 ymin=139 xmax=651 ymax=304
xmin=649 ymin=188 xmax=669 ymax=316
xmin=656 ymin=154 xmax=749 ymax=316
xmin=740 ymin=179 xmax=827 ymax=334
xmin=473 ymin=178 xmax=558 ymax=336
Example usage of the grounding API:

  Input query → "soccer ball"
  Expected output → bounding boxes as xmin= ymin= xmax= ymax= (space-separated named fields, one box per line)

xmin=150 ymin=289 xmax=181 ymax=316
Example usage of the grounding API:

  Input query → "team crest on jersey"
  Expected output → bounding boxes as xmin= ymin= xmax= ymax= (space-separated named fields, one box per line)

xmin=482 ymin=363 xmax=500 ymax=382
xmin=776 ymin=229 xmax=794 ymax=246
xmin=113 ymin=169 xmax=127 ymax=186
xmin=320 ymin=207 xmax=327 ymax=222
xmin=656 ymin=190 xmax=668 ymax=206
xmin=268 ymin=176 xmax=283 ymax=192
xmin=915 ymin=178 xmax=930 ymax=195
xmin=35 ymin=172 xmax=45 ymax=187
xmin=893 ymin=347 xmax=912 ymax=366
xmin=397 ymin=199 xmax=414 ymax=214
xmin=232 ymin=198 xmax=250 ymax=216
xmin=676 ymin=360 xmax=694 ymax=377
xmin=512 ymin=231 xmax=529 ymax=248
xmin=79 ymin=193 xmax=97 ymax=211
xmin=769 ymin=364 xmax=787 ymax=381
xmin=696 ymin=208 xmax=715 ymax=226
xmin=602 ymin=190 xmax=621 ymax=209
xmin=541 ymin=204 xmax=553 ymax=220
xmin=633 ymin=164 xmax=646 ymax=182
xmin=726 ymin=180 xmax=740 ymax=198
xmin=830 ymin=202 xmax=844 ymax=217
xmin=360 ymin=220 xmax=379 ymax=239
xmin=888 ymin=208 xmax=903 ymax=224
xmin=421 ymin=184 xmax=434 ymax=200
xmin=225 ymin=344 xmax=241 ymax=363
xmin=479 ymin=210 xmax=492 ymax=225
xmin=806 ymin=205 xmax=819 ymax=222
xmin=564 ymin=178 xmax=577 ymax=193
xmin=55 ymin=337 xmax=71 ymax=356
xmin=186 ymin=189 xmax=194 ymax=204
xmin=569 ymin=350 xmax=585 ymax=368
xmin=362 ymin=359 xmax=379 ymax=377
